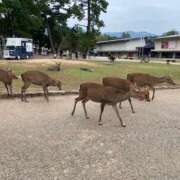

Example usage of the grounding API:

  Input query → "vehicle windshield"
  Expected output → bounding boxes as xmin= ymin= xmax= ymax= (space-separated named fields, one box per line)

xmin=5 ymin=46 xmax=15 ymax=50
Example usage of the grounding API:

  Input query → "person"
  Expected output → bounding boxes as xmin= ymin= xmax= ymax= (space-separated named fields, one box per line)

xmin=108 ymin=54 xmax=115 ymax=63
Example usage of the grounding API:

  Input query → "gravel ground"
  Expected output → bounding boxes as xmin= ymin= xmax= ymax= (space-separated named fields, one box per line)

xmin=0 ymin=89 xmax=179 ymax=180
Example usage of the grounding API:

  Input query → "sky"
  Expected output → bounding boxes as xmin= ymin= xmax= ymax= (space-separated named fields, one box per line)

xmin=100 ymin=0 xmax=180 ymax=34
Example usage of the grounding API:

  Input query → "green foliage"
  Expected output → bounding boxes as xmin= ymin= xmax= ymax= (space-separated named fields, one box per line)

xmin=96 ymin=34 xmax=117 ymax=41
xmin=0 ymin=0 xmax=109 ymax=56
xmin=74 ymin=0 xmax=109 ymax=56
xmin=121 ymin=32 xmax=131 ymax=38
xmin=0 ymin=60 xmax=180 ymax=91
xmin=162 ymin=30 xmax=179 ymax=36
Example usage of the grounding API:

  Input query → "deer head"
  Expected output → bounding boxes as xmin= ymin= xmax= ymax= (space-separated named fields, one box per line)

xmin=7 ymin=69 xmax=18 ymax=79
xmin=130 ymin=83 xmax=150 ymax=101
xmin=138 ymin=87 xmax=151 ymax=102
xmin=164 ymin=76 xmax=176 ymax=85
xmin=56 ymin=80 xmax=62 ymax=90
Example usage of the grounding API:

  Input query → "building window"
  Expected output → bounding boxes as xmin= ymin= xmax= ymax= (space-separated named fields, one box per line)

xmin=161 ymin=41 xmax=169 ymax=49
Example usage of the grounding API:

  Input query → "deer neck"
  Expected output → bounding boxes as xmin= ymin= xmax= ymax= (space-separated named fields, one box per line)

xmin=48 ymin=79 xmax=56 ymax=86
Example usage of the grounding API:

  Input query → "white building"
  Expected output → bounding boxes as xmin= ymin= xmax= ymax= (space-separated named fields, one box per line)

xmin=152 ymin=35 xmax=180 ymax=58
xmin=95 ymin=37 xmax=153 ymax=58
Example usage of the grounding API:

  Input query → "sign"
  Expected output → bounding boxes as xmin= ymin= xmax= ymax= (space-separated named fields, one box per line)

xmin=161 ymin=40 xmax=176 ymax=49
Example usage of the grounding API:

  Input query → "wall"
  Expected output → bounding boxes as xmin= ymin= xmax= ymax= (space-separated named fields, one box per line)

xmin=96 ymin=39 xmax=146 ymax=52
xmin=154 ymin=38 xmax=180 ymax=51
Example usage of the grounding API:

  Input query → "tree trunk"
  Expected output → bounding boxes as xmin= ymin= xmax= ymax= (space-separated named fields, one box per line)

xmin=83 ymin=0 xmax=91 ymax=59
xmin=46 ymin=18 xmax=56 ymax=57
xmin=87 ymin=0 xmax=91 ymax=34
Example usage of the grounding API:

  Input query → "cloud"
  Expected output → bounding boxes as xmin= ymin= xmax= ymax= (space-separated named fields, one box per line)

xmin=101 ymin=0 xmax=180 ymax=34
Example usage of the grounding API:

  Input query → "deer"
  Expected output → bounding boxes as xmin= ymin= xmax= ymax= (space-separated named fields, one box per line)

xmin=21 ymin=71 xmax=62 ymax=102
xmin=0 ymin=68 xmax=18 ymax=95
xmin=102 ymin=77 xmax=149 ymax=113
xmin=71 ymin=82 xmax=145 ymax=127
xmin=47 ymin=62 xmax=61 ymax=72
xmin=127 ymin=73 xmax=176 ymax=101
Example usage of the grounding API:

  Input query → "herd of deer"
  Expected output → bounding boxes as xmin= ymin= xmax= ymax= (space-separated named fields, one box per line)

xmin=0 ymin=68 xmax=176 ymax=127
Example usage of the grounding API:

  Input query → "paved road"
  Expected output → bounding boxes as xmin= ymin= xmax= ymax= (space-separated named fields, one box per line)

xmin=0 ymin=90 xmax=179 ymax=180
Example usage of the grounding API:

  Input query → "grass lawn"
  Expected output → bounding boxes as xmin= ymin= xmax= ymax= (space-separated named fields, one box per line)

xmin=0 ymin=59 xmax=180 ymax=93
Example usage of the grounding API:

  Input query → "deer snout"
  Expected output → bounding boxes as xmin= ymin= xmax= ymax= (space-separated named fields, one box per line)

xmin=56 ymin=81 xmax=62 ymax=90
xmin=13 ymin=75 xmax=18 ymax=80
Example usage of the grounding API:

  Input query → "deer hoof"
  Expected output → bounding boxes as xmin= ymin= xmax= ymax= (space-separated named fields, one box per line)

xmin=121 ymin=124 xmax=126 ymax=128
xmin=98 ymin=122 xmax=103 ymax=126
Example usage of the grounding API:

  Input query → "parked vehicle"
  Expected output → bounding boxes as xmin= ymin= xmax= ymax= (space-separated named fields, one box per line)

xmin=3 ymin=38 xmax=33 ymax=60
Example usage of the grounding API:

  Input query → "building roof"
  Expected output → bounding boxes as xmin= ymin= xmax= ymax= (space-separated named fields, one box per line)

xmin=96 ymin=37 xmax=144 ymax=45
xmin=155 ymin=34 xmax=180 ymax=40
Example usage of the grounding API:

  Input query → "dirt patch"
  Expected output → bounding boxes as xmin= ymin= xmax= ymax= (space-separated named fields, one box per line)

xmin=0 ymin=58 xmax=101 ymax=67
xmin=0 ymin=89 xmax=179 ymax=179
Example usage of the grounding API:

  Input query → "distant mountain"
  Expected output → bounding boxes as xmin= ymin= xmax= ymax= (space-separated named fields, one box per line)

xmin=104 ymin=31 xmax=157 ymax=38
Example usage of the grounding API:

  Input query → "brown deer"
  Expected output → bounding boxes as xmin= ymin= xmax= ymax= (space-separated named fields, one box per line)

xmin=21 ymin=71 xmax=62 ymax=102
xmin=71 ymin=82 xmax=145 ymax=127
xmin=127 ymin=73 xmax=176 ymax=101
xmin=102 ymin=77 xmax=148 ymax=113
xmin=47 ymin=62 xmax=61 ymax=71
xmin=0 ymin=68 xmax=18 ymax=95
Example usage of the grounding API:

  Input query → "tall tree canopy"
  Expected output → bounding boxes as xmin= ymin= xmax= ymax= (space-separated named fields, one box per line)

xmin=121 ymin=32 xmax=131 ymax=39
xmin=162 ymin=30 xmax=179 ymax=36
xmin=0 ymin=0 xmax=108 ymax=57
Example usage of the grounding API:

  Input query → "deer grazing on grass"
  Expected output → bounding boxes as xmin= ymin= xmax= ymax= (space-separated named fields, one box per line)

xmin=127 ymin=73 xmax=176 ymax=101
xmin=0 ymin=68 xmax=18 ymax=95
xmin=102 ymin=77 xmax=148 ymax=113
xmin=21 ymin=71 xmax=62 ymax=102
xmin=71 ymin=82 xmax=145 ymax=127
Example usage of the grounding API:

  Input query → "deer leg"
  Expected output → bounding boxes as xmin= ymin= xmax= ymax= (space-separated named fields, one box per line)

xmin=71 ymin=96 xmax=84 ymax=116
xmin=119 ymin=102 xmax=122 ymax=109
xmin=152 ymin=87 xmax=155 ymax=101
xmin=9 ymin=84 xmax=13 ymax=95
xmin=98 ymin=103 xmax=105 ymax=126
xmin=128 ymin=98 xmax=135 ymax=114
xmin=21 ymin=83 xmax=30 ymax=102
xmin=112 ymin=104 xmax=126 ymax=127
xmin=82 ymin=98 xmax=90 ymax=119
xmin=4 ymin=83 xmax=9 ymax=95
xmin=43 ymin=87 xmax=49 ymax=102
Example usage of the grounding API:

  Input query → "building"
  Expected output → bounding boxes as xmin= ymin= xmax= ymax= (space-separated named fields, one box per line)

xmin=152 ymin=35 xmax=180 ymax=58
xmin=95 ymin=37 xmax=154 ymax=58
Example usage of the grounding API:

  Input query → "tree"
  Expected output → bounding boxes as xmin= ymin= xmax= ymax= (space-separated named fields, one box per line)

xmin=39 ymin=0 xmax=84 ymax=56
xmin=0 ymin=0 xmax=44 ymax=38
xmin=162 ymin=30 xmax=179 ymax=36
xmin=121 ymin=32 xmax=131 ymax=39
xmin=96 ymin=34 xmax=117 ymax=41
xmin=0 ymin=0 xmax=109 ymax=58
xmin=75 ymin=0 xmax=109 ymax=57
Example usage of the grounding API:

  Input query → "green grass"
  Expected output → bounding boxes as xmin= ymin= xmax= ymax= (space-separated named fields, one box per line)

xmin=0 ymin=60 xmax=180 ymax=92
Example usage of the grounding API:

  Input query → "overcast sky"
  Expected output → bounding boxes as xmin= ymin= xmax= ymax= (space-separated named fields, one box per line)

xmin=100 ymin=0 xmax=180 ymax=34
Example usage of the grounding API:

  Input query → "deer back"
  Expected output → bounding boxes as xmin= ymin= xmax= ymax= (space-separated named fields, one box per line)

xmin=103 ymin=77 xmax=130 ymax=92
xmin=21 ymin=71 xmax=52 ymax=86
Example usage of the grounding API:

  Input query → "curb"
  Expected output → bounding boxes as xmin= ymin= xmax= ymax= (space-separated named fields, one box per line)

xmin=0 ymin=86 xmax=180 ymax=99
xmin=0 ymin=90 xmax=79 ymax=99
